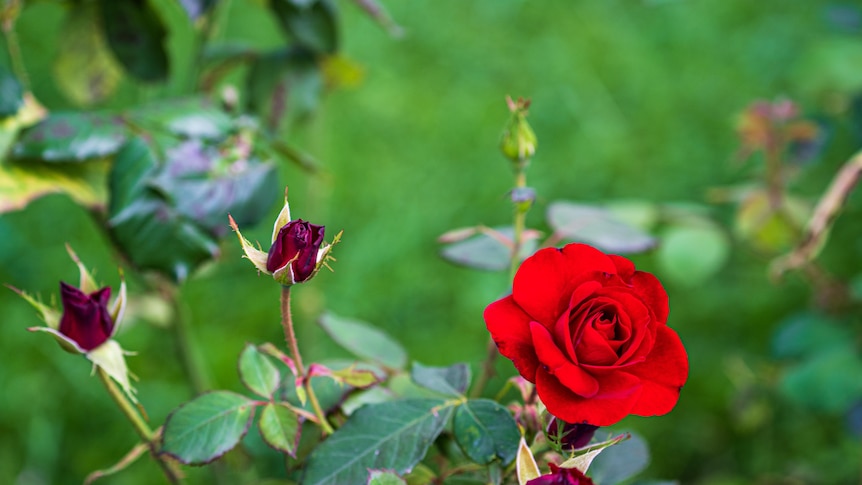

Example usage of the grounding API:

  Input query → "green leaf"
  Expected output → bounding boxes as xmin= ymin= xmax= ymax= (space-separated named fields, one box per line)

xmin=161 ymin=391 xmax=256 ymax=465
xmin=270 ymin=0 xmax=339 ymax=55
xmin=656 ymin=221 xmax=729 ymax=287
xmin=440 ymin=226 xmax=538 ymax=271
xmin=453 ymin=399 xmax=519 ymax=465
xmin=588 ymin=432 xmax=649 ymax=485
xmin=0 ymin=65 xmax=24 ymax=117
xmin=98 ymin=0 xmax=169 ymax=82
xmin=282 ymin=375 xmax=351 ymax=413
xmin=239 ymin=344 xmax=281 ymax=399
xmin=411 ymin=362 xmax=470 ymax=397
xmin=13 ymin=113 xmax=127 ymax=162
xmin=779 ymin=347 xmax=862 ymax=413
xmin=129 ymin=98 xmax=234 ymax=141
xmin=258 ymin=402 xmax=300 ymax=456
xmin=302 ymin=399 xmax=455 ymax=485
xmin=547 ymin=201 xmax=657 ymax=254
xmin=54 ymin=4 xmax=123 ymax=106
xmin=178 ymin=0 xmax=216 ymax=20
xmin=368 ymin=470 xmax=407 ymax=485
xmin=319 ymin=312 xmax=407 ymax=370
xmin=0 ymin=157 xmax=109 ymax=214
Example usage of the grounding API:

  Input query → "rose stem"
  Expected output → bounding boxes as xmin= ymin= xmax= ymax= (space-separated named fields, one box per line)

xmin=280 ymin=286 xmax=334 ymax=435
xmin=471 ymin=162 xmax=531 ymax=399
xmin=96 ymin=368 xmax=182 ymax=484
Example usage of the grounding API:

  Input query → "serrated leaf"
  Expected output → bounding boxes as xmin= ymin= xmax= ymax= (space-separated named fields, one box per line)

xmin=302 ymin=399 xmax=455 ymax=485
xmin=98 ymin=0 xmax=169 ymax=82
xmin=129 ymin=98 xmax=234 ymax=141
xmin=319 ymin=312 xmax=406 ymax=370
xmin=453 ymin=399 xmax=519 ymax=465
xmin=54 ymin=4 xmax=123 ymax=106
xmin=162 ymin=391 xmax=255 ymax=465
xmin=282 ymin=374 xmax=351 ymax=413
xmin=13 ymin=113 xmax=127 ymax=162
xmin=258 ymin=402 xmax=300 ymax=456
xmin=657 ymin=221 xmax=729 ymax=287
xmin=440 ymin=226 xmax=538 ymax=271
xmin=516 ymin=437 xmax=540 ymax=485
xmin=547 ymin=201 xmax=657 ymax=254
xmin=0 ymin=65 xmax=23 ymax=117
xmin=270 ymin=0 xmax=339 ymax=55
xmin=239 ymin=344 xmax=281 ymax=399
xmin=587 ymin=432 xmax=649 ymax=484
xmin=368 ymin=470 xmax=407 ymax=485
xmin=411 ymin=362 xmax=470 ymax=397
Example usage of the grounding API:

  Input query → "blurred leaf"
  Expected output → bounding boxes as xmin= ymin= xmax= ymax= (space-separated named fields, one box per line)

xmin=588 ymin=432 xmax=649 ymax=484
xmin=604 ymin=200 xmax=659 ymax=230
xmin=0 ymin=157 xmax=109 ymax=214
xmin=178 ymin=0 xmax=216 ymax=20
xmin=772 ymin=312 xmax=852 ymax=359
xmin=453 ymin=399 xmax=519 ymax=465
xmin=302 ymin=399 xmax=455 ymax=485
xmin=779 ymin=347 xmax=862 ymax=413
xmin=247 ymin=49 xmax=322 ymax=132
xmin=54 ymin=4 xmax=123 ymax=106
xmin=13 ymin=113 xmax=127 ymax=162
xmin=368 ymin=470 xmax=407 ymax=485
xmin=657 ymin=221 xmax=729 ymax=287
xmin=239 ymin=344 xmax=281 ymax=399
xmin=107 ymin=138 xmax=219 ymax=281
xmin=559 ymin=433 xmax=629 ymax=475
xmin=548 ymin=201 xmax=657 ymax=253
xmin=321 ymin=54 xmax=365 ymax=89
xmin=98 ymin=0 xmax=169 ymax=82
xmin=270 ymin=0 xmax=339 ymax=55
xmin=795 ymin=37 xmax=862 ymax=99
xmin=258 ymin=402 xmax=300 ymax=456
xmin=319 ymin=312 xmax=407 ymax=370
xmin=404 ymin=464 xmax=437 ymax=485
xmin=129 ymin=98 xmax=234 ymax=141
xmin=341 ymin=386 xmax=394 ymax=415
xmin=440 ymin=226 xmax=538 ymax=271
xmin=0 ymin=65 xmax=23 ymax=117
xmin=162 ymin=391 xmax=256 ymax=465
xmin=516 ymin=437 xmax=540 ymax=485
xmin=735 ymin=191 xmax=810 ymax=253
xmin=411 ymin=362 xmax=470 ymax=397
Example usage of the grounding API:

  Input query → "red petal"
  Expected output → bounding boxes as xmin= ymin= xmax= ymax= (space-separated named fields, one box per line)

xmin=630 ymin=271 xmax=669 ymax=324
xmin=628 ymin=325 xmax=688 ymax=417
xmin=609 ymin=254 xmax=635 ymax=283
xmin=484 ymin=296 xmax=539 ymax=382
xmin=531 ymin=321 xmax=598 ymax=397
xmin=513 ymin=244 xmax=616 ymax=325
xmin=536 ymin=367 xmax=642 ymax=427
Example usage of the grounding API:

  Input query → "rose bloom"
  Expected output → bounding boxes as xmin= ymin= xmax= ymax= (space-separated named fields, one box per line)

xmin=484 ymin=243 xmax=688 ymax=426
xmin=267 ymin=219 xmax=326 ymax=284
xmin=59 ymin=282 xmax=115 ymax=352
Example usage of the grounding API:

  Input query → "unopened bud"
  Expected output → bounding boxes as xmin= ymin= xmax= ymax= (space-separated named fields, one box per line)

xmin=500 ymin=96 xmax=537 ymax=164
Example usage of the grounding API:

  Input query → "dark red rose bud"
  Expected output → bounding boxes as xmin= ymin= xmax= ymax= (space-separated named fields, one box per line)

xmin=527 ymin=464 xmax=594 ymax=485
xmin=266 ymin=219 xmax=326 ymax=283
xmin=59 ymin=282 xmax=115 ymax=352
xmin=547 ymin=418 xmax=599 ymax=451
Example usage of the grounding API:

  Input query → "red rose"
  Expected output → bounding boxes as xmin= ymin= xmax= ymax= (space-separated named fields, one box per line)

xmin=267 ymin=219 xmax=326 ymax=283
xmin=484 ymin=243 xmax=688 ymax=426
xmin=527 ymin=464 xmax=594 ymax=485
xmin=59 ymin=282 xmax=115 ymax=352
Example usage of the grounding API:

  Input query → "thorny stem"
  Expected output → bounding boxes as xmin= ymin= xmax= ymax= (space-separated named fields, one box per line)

xmin=97 ymin=368 xmax=181 ymax=484
xmin=280 ymin=286 xmax=334 ymax=434
xmin=471 ymin=162 xmax=531 ymax=399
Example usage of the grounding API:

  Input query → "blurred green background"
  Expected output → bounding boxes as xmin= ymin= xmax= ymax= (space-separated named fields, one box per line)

xmin=2 ymin=0 xmax=862 ymax=483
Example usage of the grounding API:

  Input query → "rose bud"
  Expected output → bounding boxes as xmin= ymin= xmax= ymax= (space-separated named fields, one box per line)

xmin=230 ymin=187 xmax=340 ymax=286
xmin=484 ymin=243 xmax=689 ymax=427
xmin=500 ymin=95 xmax=537 ymax=164
xmin=527 ymin=464 xmax=594 ymax=485
xmin=59 ymin=282 xmax=115 ymax=352
xmin=546 ymin=417 xmax=599 ymax=452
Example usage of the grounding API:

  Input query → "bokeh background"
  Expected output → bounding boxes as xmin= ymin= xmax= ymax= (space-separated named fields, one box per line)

xmin=2 ymin=1 xmax=862 ymax=483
